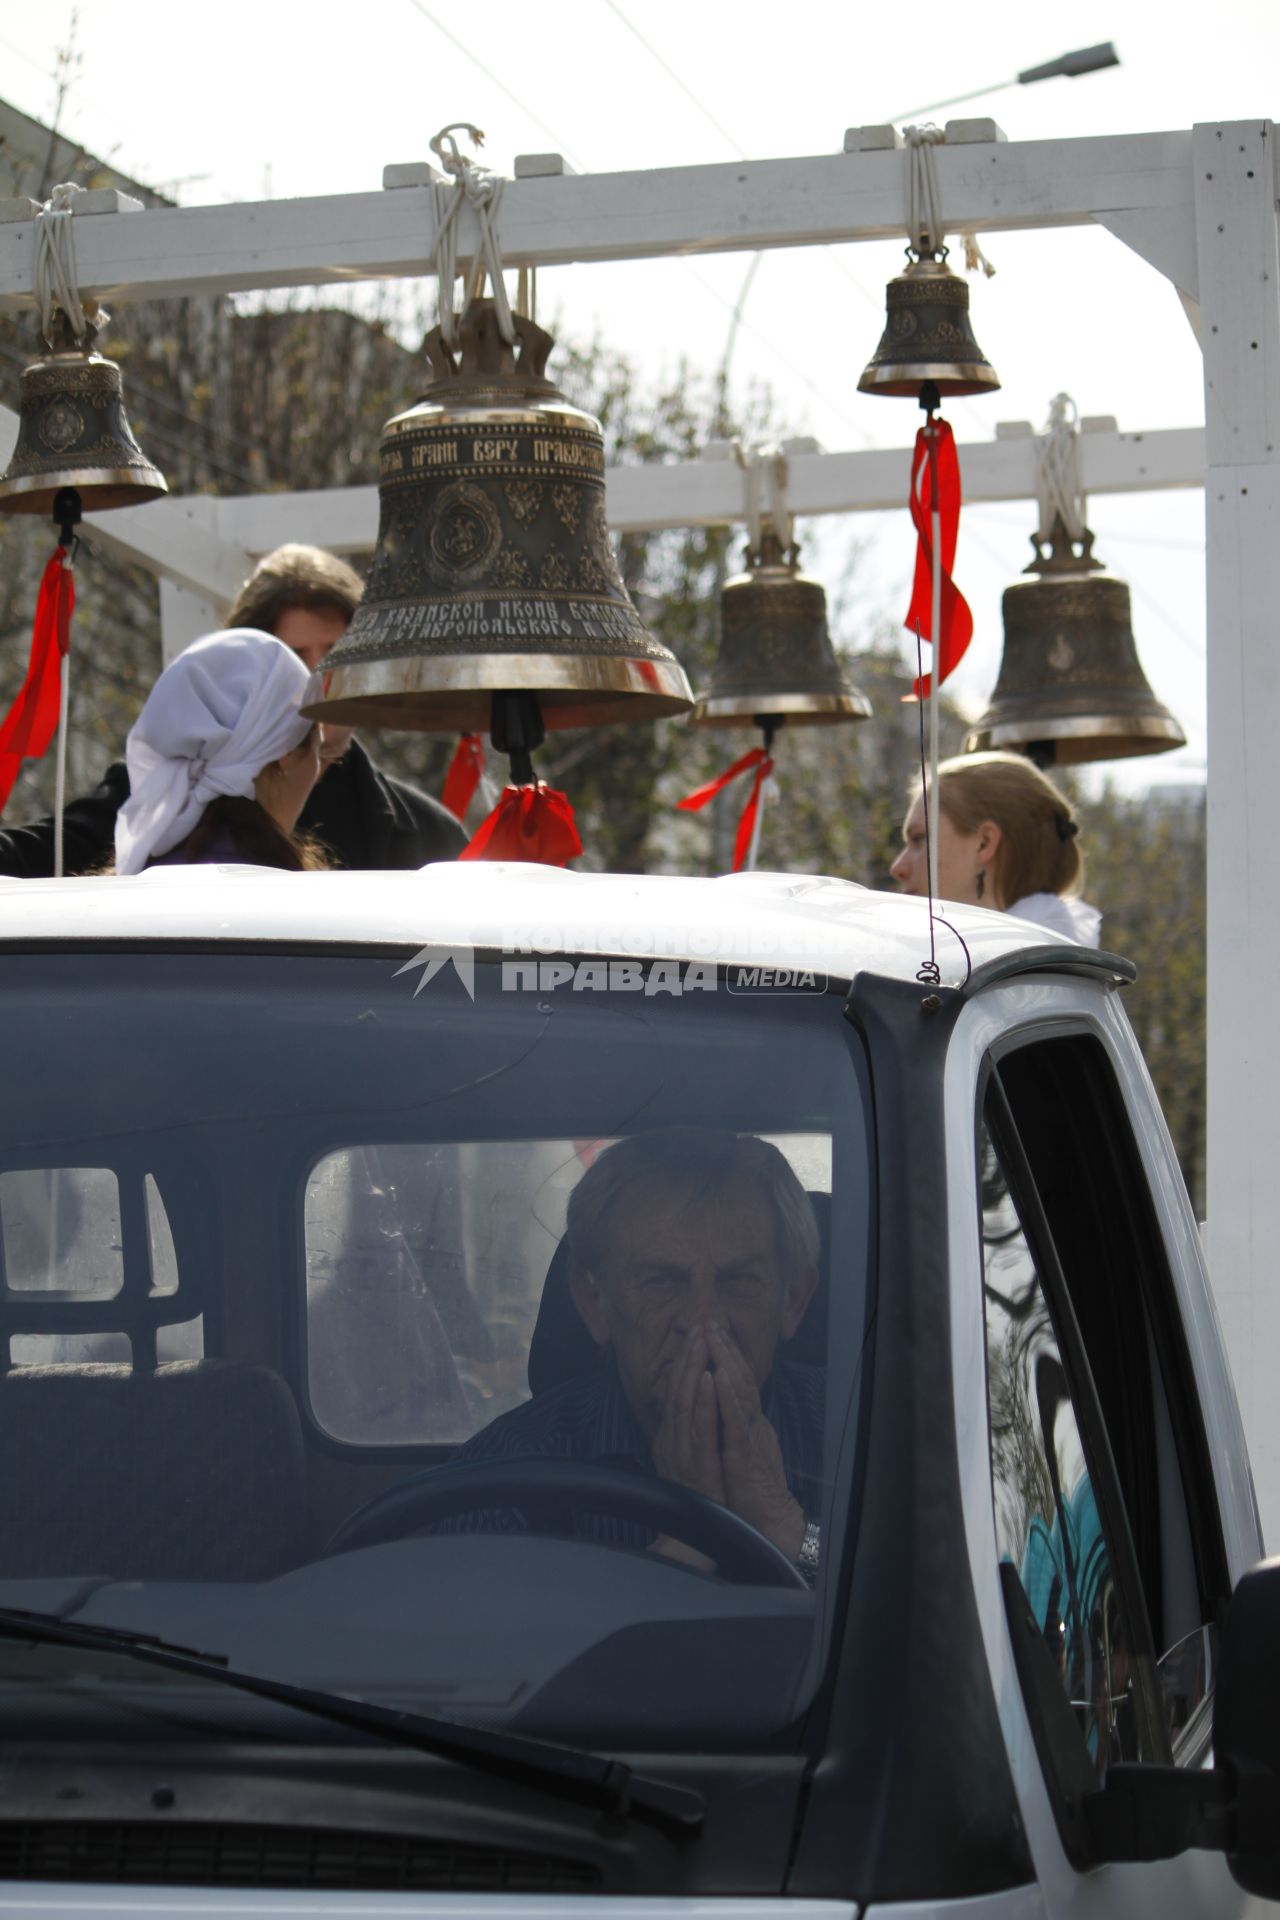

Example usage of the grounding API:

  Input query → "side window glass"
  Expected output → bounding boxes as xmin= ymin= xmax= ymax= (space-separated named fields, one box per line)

xmin=0 ymin=1168 xmax=124 ymax=1297
xmin=145 ymin=1174 xmax=180 ymax=1296
xmin=0 ymin=1168 xmax=197 ymax=1366
xmin=980 ymin=1124 xmax=1138 ymax=1774
xmin=989 ymin=1033 xmax=1224 ymax=1767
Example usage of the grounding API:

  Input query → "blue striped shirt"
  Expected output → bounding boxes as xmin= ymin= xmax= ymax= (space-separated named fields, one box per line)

xmin=453 ymin=1354 xmax=826 ymax=1546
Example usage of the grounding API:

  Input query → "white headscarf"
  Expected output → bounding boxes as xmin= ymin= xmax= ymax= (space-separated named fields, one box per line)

xmin=115 ymin=629 xmax=313 ymax=876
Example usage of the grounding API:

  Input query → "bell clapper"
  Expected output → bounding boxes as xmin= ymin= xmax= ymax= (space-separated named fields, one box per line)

xmin=53 ymin=485 xmax=82 ymax=561
xmin=490 ymin=689 xmax=546 ymax=789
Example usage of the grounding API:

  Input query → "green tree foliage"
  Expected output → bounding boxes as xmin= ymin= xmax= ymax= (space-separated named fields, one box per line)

xmin=1074 ymin=785 xmax=1206 ymax=1214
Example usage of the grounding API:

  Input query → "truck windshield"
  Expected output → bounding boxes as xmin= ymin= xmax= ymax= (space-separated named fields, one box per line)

xmin=0 ymin=948 xmax=873 ymax=1753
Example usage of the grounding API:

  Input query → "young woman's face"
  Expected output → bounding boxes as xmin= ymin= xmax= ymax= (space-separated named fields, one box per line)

xmin=255 ymin=727 xmax=323 ymax=836
xmin=889 ymin=791 xmax=1000 ymax=907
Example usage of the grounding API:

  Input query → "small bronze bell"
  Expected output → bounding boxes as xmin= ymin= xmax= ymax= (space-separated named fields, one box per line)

xmin=858 ymin=252 xmax=1000 ymax=399
xmin=307 ymin=301 xmax=692 ymax=734
xmin=965 ymin=516 xmax=1185 ymax=765
xmin=692 ymin=529 xmax=872 ymax=727
xmin=0 ymin=309 xmax=167 ymax=515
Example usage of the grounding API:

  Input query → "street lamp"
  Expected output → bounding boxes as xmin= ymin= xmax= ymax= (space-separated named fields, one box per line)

xmin=889 ymin=42 xmax=1120 ymax=124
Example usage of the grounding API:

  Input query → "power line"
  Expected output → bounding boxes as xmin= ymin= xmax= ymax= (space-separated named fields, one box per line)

xmin=594 ymin=0 xmax=992 ymax=439
xmin=600 ymin=0 xmax=747 ymax=158
xmin=403 ymin=0 xmax=875 ymax=444
xmin=1128 ymin=582 xmax=1206 ymax=660
xmin=402 ymin=0 xmax=582 ymax=164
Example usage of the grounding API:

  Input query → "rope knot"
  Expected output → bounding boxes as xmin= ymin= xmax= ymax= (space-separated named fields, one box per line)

xmin=35 ymin=181 xmax=91 ymax=347
xmin=903 ymin=125 xmax=947 ymax=261
xmin=1035 ymin=391 xmax=1086 ymax=544
xmin=428 ymin=120 xmax=515 ymax=351
xmin=744 ymin=443 xmax=793 ymax=555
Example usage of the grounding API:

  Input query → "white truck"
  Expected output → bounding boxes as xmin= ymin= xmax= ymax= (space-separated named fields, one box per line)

xmin=0 ymin=861 xmax=1275 ymax=1919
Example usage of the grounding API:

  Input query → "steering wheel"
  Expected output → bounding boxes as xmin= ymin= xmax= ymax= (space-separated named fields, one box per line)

xmin=322 ymin=1456 xmax=808 ymax=1589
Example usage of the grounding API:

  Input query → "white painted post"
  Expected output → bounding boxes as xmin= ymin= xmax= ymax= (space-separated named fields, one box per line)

xmin=159 ymin=579 xmax=225 ymax=665
xmin=1195 ymin=120 xmax=1280 ymax=1548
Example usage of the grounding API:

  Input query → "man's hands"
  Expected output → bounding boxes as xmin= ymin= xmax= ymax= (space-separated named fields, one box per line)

xmin=650 ymin=1323 xmax=805 ymax=1565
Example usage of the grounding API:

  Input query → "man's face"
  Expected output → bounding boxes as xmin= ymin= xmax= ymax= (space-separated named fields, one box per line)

xmin=273 ymin=605 xmax=354 ymax=765
xmin=570 ymin=1173 xmax=815 ymax=1439
xmin=273 ymin=605 xmax=349 ymax=673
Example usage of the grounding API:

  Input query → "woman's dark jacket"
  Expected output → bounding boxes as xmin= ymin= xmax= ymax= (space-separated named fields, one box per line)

xmin=0 ymin=738 xmax=466 ymax=876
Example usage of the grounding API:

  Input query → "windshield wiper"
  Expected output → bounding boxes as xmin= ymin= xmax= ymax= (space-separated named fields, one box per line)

xmin=0 ymin=1607 xmax=703 ymax=1837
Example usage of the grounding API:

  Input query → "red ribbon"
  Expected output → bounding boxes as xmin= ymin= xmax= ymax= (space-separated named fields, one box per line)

xmin=459 ymin=782 xmax=583 ymax=866
xmin=905 ymin=417 xmax=973 ymax=699
xmin=441 ymin=733 xmax=486 ymax=821
xmin=676 ymin=746 xmax=774 ymax=872
xmin=0 ymin=543 xmax=74 ymax=815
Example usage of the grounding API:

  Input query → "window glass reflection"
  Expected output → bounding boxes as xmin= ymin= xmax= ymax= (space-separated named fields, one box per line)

xmin=980 ymin=1126 xmax=1135 ymax=1772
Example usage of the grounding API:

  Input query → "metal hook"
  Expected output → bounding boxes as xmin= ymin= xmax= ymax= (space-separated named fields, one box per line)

xmin=430 ymin=123 xmax=487 ymax=176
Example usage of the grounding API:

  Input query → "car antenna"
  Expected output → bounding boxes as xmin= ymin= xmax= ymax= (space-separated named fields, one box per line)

xmin=911 ymin=620 xmax=971 ymax=1005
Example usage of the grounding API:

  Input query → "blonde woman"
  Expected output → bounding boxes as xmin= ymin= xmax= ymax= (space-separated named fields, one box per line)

xmin=890 ymin=750 xmax=1101 ymax=946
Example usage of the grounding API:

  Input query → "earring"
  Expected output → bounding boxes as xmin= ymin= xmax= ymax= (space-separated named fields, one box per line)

xmin=976 ymin=868 xmax=985 ymax=901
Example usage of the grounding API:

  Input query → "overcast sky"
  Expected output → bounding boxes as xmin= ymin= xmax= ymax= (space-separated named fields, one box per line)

xmin=4 ymin=0 xmax=1278 ymax=793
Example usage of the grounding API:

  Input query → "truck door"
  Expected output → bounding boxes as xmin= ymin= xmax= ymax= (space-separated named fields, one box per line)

xmin=967 ymin=1025 xmax=1257 ymax=1916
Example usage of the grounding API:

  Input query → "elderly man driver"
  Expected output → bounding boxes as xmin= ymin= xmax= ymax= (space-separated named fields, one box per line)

xmin=456 ymin=1128 xmax=824 ymax=1576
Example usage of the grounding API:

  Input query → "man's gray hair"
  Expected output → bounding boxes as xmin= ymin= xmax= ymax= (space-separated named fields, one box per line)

xmin=565 ymin=1128 xmax=821 ymax=1279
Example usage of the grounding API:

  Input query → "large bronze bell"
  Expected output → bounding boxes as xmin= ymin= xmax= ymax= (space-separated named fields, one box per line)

xmin=307 ymin=301 xmax=692 ymax=734
xmin=858 ymin=253 xmax=1000 ymax=399
xmin=965 ymin=516 xmax=1185 ymax=765
xmin=692 ymin=529 xmax=872 ymax=727
xmin=0 ymin=310 xmax=167 ymax=515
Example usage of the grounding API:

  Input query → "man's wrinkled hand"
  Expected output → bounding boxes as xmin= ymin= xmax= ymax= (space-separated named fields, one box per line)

xmin=649 ymin=1327 xmax=726 ymax=1571
xmin=707 ymin=1322 xmax=805 ymax=1562
xmin=651 ymin=1327 xmax=727 ymax=1507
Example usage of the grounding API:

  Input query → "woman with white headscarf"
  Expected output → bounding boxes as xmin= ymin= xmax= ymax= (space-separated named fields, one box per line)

xmin=114 ymin=630 xmax=327 ymax=874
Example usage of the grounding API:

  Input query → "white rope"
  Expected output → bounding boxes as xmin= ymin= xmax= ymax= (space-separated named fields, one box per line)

xmin=1034 ymin=391 xmax=1087 ymax=544
xmin=34 ymin=182 xmax=89 ymax=345
xmin=960 ymin=231 xmax=997 ymax=278
xmin=744 ymin=443 xmax=793 ymax=553
xmin=903 ymin=125 xmax=946 ymax=257
xmin=428 ymin=123 xmax=515 ymax=349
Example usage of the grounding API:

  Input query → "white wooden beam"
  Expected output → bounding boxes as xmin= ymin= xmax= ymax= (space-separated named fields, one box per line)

xmin=1198 ymin=119 xmax=1280 ymax=1548
xmin=159 ymin=578 xmax=224 ymax=664
xmin=203 ymin=423 xmax=1206 ymax=567
xmin=213 ymin=485 xmax=378 ymax=558
xmin=81 ymin=493 xmax=250 ymax=603
xmin=6 ymin=394 xmax=1204 ymax=597
xmin=0 ymin=131 xmax=1196 ymax=310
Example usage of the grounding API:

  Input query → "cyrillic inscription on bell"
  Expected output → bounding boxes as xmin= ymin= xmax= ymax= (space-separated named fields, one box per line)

xmin=0 ymin=309 xmax=167 ymax=515
xmin=965 ymin=516 xmax=1185 ymax=765
xmin=858 ymin=254 xmax=1000 ymax=399
xmin=692 ymin=530 xmax=872 ymax=727
xmin=307 ymin=301 xmax=692 ymax=733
